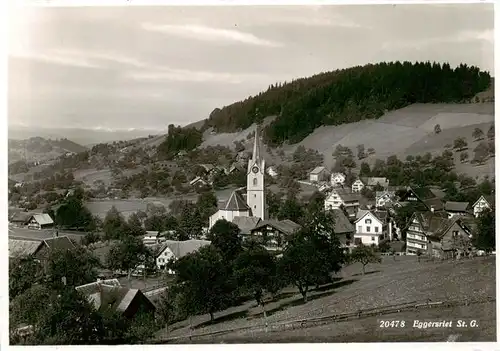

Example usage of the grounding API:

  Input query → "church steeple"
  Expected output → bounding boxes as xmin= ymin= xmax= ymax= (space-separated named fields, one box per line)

xmin=252 ymin=126 xmax=262 ymax=165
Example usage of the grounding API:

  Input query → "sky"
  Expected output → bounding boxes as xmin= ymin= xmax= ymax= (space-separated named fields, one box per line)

xmin=8 ymin=3 xmax=494 ymax=131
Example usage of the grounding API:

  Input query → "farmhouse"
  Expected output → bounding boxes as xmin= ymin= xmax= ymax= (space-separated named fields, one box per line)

xmin=232 ymin=216 xmax=261 ymax=235
xmin=353 ymin=210 xmax=388 ymax=246
xmin=9 ymin=236 xmax=75 ymax=263
xmin=427 ymin=217 xmax=474 ymax=259
xmin=9 ymin=211 xmax=35 ymax=227
xmin=143 ymin=231 xmax=168 ymax=246
xmin=351 ymin=179 xmax=364 ymax=192
xmin=398 ymin=187 xmax=444 ymax=212
xmin=155 ymin=239 xmax=211 ymax=271
xmin=330 ymin=209 xmax=355 ymax=249
xmin=444 ymin=201 xmax=471 ymax=218
xmin=266 ymin=166 xmax=278 ymax=178
xmin=375 ymin=190 xmax=396 ymax=209
xmin=324 ymin=189 xmax=361 ymax=218
xmin=405 ymin=211 xmax=449 ymax=255
xmin=75 ymin=280 xmax=156 ymax=318
xmin=249 ymin=219 xmax=301 ymax=251
xmin=330 ymin=172 xmax=346 ymax=186
xmin=472 ymin=195 xmax=495 ymax=217
xmin=26 ymin=213 xmax=54 ymax=230
xmin=309 ymin=166 xmax=329 ymax=182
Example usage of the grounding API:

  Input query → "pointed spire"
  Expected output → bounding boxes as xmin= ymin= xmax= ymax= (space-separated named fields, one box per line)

xmin=252 ymin=126 xmax=261 ymax=163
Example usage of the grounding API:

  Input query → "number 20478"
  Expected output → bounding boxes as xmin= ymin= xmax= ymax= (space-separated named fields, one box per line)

xmin=379 ymin=320 xmax=406 ymax=328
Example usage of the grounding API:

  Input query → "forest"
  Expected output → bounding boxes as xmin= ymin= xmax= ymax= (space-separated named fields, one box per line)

xmin=203 ymin=61 xmax=491 ymax=145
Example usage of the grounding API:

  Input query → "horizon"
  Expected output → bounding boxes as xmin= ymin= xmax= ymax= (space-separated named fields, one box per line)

xmin=8 ymin=4 xmax=494 ymax=130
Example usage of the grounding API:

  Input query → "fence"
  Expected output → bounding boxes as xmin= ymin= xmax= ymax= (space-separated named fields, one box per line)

xmin=153 ymin=295 xmax=495 ymax=343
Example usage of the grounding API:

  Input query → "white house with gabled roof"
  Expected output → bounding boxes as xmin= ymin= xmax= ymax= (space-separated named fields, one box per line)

xmin=351 ymin=179 xmax=365 ymax=192
xmin=353 ymin=210 xmax=387 ymax=246
xmin=330 ymin=172 xmax=346 ymax=186
xmin=472 ymin=195 xmax=495 ymax=217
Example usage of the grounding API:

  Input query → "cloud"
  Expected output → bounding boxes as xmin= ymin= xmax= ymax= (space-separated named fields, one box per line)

xmin=382 ymin=29 xmax=494 ymax=50
xmin=9 ymin=50 xmax=102 ymax=69
xmin=140 ymin=23 xmax=282 ymax=47
xmin=124 ymin=67 xmax=267 ymax=84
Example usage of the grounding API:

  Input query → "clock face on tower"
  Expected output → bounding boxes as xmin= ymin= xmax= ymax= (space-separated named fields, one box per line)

xmin=252 ymin=166 xmax=259 ymax=173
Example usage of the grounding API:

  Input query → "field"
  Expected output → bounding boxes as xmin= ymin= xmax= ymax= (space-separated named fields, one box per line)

xmin=154 ymin=256 xmax=496 ymax=343
xmin=198 ymin=103 xmax=495 ymax=179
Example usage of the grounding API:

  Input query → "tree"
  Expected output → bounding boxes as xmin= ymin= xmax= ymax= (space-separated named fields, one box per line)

xmin=107 ymin=236 xmax=153 ymax=286
xmin=357 ymin=144 xmax=366 ymax=160
xmin=126 ymin=212 xmax=146 ymax=237
xmin=349 ymin=245 xmax=381 ymax=275
xmin=472 ymin=127 xmax=484 ymax=141
xmin=10 ymin=284 xmax=53 ymax=332
xmin=367 ymin=147 xmax=375 ymax=155
xmin=177 ymin=203 xmax=204 ymax=239
xmin=473 ymin=141 xmax=489 ymax=165
xmin=207 ymin=219 xmax=243 ymax=263
xmin=342 ymin=156 xmax=356 ymax=171
xmin=487 ymin=124 xmax=494 ymax=140
xmin=460 ymin=151 xmax=469 ymax=163
xmin=196 ymin=190 xmax=218 ymax=224
xmin=9 ymin=255 xmax=45 ymax=300
xmin=473 ymin=209 xmax=495 ymax=253
xmin=169 ymin=245 xmax=233 ymax=322
xmin=487 ymin=141 xmax=495 ymax=156
xmin=434 ymin=124 xmax=441 ymax=134
xmin=102 ymin=206 xmax=127 ymax=240
xmin=453 ymin=137 xmax=468 ymax=152
xmin=47 ymin=247 xmax=101 ymax=289
xmin=359 ymin=162 xmax=371 ymax=177
xmin=233 ymin=243 xmax=279 ymax=328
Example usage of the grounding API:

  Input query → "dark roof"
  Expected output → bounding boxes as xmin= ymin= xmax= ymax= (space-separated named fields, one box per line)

xmin=412 ymin=211 xmax=449 ymax=233
xmin=43 ymin=236 xmax=76 ymax=251
xmin=413 ymin=187 xmax=436 ymax=200
xmin=232 ymin=216 xmax=261 ymax=235
xmin=337 ymin=191 xmax=361 ymax=202
xmin=444 ymin=201 xmax=470 ymax=212
xmin=157 ymin=239 xmax=211 ymax=259
xmin=331 ymin=209 xmax=354 ymax=234
xmin=423 ymin=198 xmax=444 ymax=211
xmin=9 ymin=238 xmax=43 ymax=257
xmin=427 ymin=217 xmax=472 ymax=240
xmin=251 ymin=219 xmax=301 ymax=236
xmin=10 ymin=211 xmax=35 ymax=223
xmin=221 ymin=191 xmax=250 ymax=211
xmin=428 ymin=187 xmax=446 ymax=199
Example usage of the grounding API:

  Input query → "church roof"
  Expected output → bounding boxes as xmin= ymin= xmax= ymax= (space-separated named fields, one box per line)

xmin=221 ymin=191 xmax=250 ymax=211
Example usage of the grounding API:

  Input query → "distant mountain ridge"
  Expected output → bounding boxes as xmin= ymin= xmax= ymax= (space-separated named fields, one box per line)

xmin=8 ymin=137 xmax=88 ymax=164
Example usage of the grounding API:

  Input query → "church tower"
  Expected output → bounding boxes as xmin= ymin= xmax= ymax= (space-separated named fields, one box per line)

xmin=247 ymin=127 xmax=266 ymax=220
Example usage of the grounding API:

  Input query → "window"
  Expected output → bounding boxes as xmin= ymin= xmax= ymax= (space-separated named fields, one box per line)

xmin=452 ymin=230 xmax=459 ymax=237
xmin=371 ymin=236 xmax=375 ymax=241
xmin=254 ymin=194 xmax=256 ymax=198
xmin=358 ymin=226 xmax=362 ymax=232
xmin=375 ymin=227 xmax=379 ymax=233
xmin=253 ymin=178 xmax=258 ymax=186
xmin=366 ymin=226 xmax=371 ymax=232
xmin=365 ymin=219 xmax=372 ymax=224
xmin=254 ymin=205 xmax=256 ymax=209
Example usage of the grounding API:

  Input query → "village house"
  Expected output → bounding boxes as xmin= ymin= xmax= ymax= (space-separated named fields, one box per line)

xmin=472 ymin=195 xmax=495 ymax=217
xmin=9 ymin=211 xmax=34 ymax=227
xmin=9 ymin=235 xmax=76 ymax=269
xmin=142 ymin=231 xmax=169 ymax=246
xmin=405 ymin=211 xmax=449 ymax=255
xmin=189 ymin=176 xmax=208 ymax=188
xmin=309 ymin=166 xmax=329 ymax=183
xmin=444 ymin=201 xmax=471 ymax=218
xmin=155 ymin=239 xmax=211 ymax=272
xmin=398 ymin=187 xmax=444 ymax=212
xmin=360 ymin=177 xmax=390 ymax=190
xmin=249 ymin=219 xmax=301 ymax=251
xmin=427 ymin=217 xmax=475 ymax=259
xmin=351 ymin=179 xmax=365 ymax=192
xmin=324 ymin=189 xmax=361 ymax=219
xmin=330 ymin=209 xmax=355 ymax=251
xmin=353 ymin=210 xmax=388 ymax=246
xmin=330 ymin=172 xmax=346 ymax=187
xmin=375 ymin=190 xmax=397 ymax=209
xmin=266 ymin=166 xmax=278 ymax=178
xmin=232 ymin=216 xmax=261 ymax=236
xmin=75 ymin=279 xmax=156 ymax=319
xmin=26 ymin=213 xmax=54 ymax=230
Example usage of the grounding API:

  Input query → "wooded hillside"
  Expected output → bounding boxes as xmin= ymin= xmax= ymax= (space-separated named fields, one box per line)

xmin=204 ymin=61 xmax=491 ymax=146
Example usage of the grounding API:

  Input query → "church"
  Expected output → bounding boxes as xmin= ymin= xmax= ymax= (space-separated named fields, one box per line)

xmin=208 ymin=128 xmax=267 ymax=229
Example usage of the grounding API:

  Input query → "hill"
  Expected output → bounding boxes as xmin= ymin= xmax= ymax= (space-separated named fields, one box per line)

xmin=8 ymin=137 xmax=88 ymax=164
xmin=202 ymin=61 xmax=491 ymax=146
